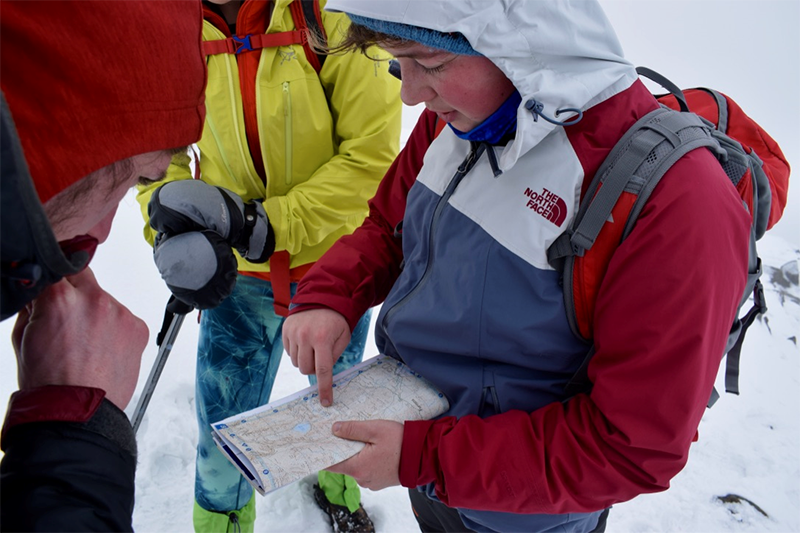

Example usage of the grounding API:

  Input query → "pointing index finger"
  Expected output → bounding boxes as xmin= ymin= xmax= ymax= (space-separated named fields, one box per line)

xmin=315 ymin=347 xmax=334 ymax=407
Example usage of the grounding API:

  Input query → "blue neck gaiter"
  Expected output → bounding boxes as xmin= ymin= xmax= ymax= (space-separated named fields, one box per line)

xmin=449 ymin=89 xmax=521 ymax=144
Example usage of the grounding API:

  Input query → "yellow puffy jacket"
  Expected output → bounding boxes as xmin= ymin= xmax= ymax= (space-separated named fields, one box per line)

xmin=137 ymin=0 xmax=400 ymax=308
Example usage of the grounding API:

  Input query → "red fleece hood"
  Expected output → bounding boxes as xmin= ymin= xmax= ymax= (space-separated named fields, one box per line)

xmin=0 ymin=0 xmax=207 ymax=204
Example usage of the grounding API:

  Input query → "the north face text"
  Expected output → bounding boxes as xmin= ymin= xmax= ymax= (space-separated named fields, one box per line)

xmin=524 ymin=187 xmax=567 ymax=227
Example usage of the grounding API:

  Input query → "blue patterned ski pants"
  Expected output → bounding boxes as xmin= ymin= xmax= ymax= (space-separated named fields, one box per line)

xmin=194 ymin=274 xmax=371 ymax=512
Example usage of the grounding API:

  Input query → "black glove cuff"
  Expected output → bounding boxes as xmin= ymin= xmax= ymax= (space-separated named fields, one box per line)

xmin=250 ymin=218 xmax=275 ymax=264
xmin=232 ymin=202 xmax=258 ymax=257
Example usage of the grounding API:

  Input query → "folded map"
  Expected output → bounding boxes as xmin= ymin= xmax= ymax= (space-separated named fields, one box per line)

xmin=210 ymin=355 xmax=450 ymax=495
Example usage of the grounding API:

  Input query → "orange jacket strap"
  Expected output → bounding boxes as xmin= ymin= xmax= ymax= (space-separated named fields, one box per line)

xmin=203 ymin=31 xmax=307 ymax=57
xmin=269 ymin=250 xmax=292 ymax=317
xmin=203 ymin=38 xmax=235 ymax=56
xmin=434 ymin=116 xmax=447 ymax=137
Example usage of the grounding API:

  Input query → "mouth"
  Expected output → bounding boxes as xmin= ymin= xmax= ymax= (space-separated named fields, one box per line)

xmin=431 ymin=109 xmax=456 ymax=123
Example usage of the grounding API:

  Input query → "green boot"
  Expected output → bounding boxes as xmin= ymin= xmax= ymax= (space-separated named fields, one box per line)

xmin=314 ymin=472 xmax=374 ymax=533
xmin=318 ymin=470 xmax=362 ymax=513
xmin=193 ymin=493 xmax=256 ymax=533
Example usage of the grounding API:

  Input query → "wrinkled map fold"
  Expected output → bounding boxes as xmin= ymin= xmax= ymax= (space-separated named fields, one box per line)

xmin=211 ymin=355 xmax=450 ymax=495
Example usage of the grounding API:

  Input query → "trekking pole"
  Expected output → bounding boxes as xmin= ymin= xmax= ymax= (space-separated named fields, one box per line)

xmin=131 ymin=295 xmax=194 ymax=433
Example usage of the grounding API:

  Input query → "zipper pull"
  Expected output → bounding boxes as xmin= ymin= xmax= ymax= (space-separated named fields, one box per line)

xmin=458 ymin=143 xmax=482 ymax=174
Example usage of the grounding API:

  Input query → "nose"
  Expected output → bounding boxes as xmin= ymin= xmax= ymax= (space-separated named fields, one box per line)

xmin=87 ymin=204 xmax=119 ymax=244
xmin=399 ymin=63 xmax=435 ymax=107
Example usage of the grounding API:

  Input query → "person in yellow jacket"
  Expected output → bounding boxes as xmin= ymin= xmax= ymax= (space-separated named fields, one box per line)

xmin=136 ymin=1 xmax=401 ymax=532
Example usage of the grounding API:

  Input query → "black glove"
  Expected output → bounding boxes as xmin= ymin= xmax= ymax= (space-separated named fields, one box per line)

xmin=148 ymin=181 xmax=275 ymax=309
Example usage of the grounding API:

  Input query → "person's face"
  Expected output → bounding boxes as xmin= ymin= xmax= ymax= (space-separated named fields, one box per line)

xmin=44 ymin=149 xmax=176 ymax=244
xmin=384 ymin=42 xmax=516 ymax=132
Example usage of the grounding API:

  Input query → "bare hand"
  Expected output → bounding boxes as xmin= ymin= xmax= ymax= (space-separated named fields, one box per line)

xmin=283 ymin=308 xmax=350 ymax=407
xmin=11 ymin=267 xmax=148 ymax=410
xmin=327 ymin=419 xmax=403 ymax=491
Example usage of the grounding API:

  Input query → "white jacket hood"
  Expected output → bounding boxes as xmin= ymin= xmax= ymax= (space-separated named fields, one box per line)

xmin=326 ymin=0 xmax=638 ymax=169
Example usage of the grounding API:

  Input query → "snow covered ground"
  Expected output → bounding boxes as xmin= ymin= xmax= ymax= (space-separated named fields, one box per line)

xmin=3 ymin=199 xmax=798 ymax=533
xmin=1 ymin=1 xmax=798 ymax=532
xmin=24 ymin=199 xmax=797 ymax=533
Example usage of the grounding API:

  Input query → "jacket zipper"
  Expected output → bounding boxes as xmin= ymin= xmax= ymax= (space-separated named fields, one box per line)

xmin=380 ymin=143 xmax=486 ymax=350
xmin=283 ymin=81 xmax=293 ymax=185
xmin=478 ymin=383 xmax=502 ymax=416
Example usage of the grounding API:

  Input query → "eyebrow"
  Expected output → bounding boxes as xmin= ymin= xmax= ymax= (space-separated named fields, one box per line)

xmin=391 ymin=48 xmax=452 ymax=60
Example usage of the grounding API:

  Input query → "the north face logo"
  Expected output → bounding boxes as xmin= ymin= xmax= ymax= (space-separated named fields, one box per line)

xmin=524 ymin=187 xmax=567 ymax=227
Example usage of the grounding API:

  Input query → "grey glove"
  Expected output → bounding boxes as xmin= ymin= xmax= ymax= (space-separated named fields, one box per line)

xmin=148 ymin=181 xmax=275 ymax=309
xmin=152 ymin=230 xmax=238 ymax=310
xmin=148 ymin=180 xmax=274 ymax=263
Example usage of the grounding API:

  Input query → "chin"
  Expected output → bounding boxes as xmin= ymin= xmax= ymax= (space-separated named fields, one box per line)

xmin=451 ymin=119 xmax=479 ymax=133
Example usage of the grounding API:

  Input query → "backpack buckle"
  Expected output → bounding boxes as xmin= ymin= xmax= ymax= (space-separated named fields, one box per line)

xmin=232 ymin=34 xmax=254 ymax=54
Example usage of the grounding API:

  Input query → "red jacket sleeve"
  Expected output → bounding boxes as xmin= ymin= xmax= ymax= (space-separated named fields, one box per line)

xmin=290 ymin=109 xmax=440 ymax=330
xmin=399 ymin=148 xmax=752 ymax=514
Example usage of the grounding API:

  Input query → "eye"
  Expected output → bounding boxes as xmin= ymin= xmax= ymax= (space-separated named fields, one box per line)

xmin=137 ymin=176 xmax=160 ymax=187
xmin=420 ymin=64 xmax=445 ymax=74
xmin=415 ymin=53 xmax=456 ymax=75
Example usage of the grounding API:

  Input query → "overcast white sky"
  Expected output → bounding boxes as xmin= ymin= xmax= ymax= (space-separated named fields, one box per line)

xmin=598 ymin=0 xmax=800 ymax=247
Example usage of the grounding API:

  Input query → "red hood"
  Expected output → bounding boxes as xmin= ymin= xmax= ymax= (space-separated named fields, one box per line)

xmin=0 ymin=0 xmax=207 ymax=204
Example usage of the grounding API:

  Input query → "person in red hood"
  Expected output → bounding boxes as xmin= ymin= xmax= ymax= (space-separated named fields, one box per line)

xmin=0 ymin=1 xmax=206 ymax=531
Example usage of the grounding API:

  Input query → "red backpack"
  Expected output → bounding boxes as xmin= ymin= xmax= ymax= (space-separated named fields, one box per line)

xmin=548 ymin=67 xmax=791 ymax=405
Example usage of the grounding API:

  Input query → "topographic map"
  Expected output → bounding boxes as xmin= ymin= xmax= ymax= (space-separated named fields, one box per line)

xmin=210 ymin=355 xmax=450 ymax=495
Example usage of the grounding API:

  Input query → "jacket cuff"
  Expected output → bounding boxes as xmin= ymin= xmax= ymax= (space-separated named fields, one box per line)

xmin=287 ymin=302 xmax=362 ymax=334
xmin=1 ymin=386 xmax=136 ymax=458
xmin=287 ymin=302 xmax=329 ymax=315
xmin=77 ymin=396 xmax=138 ymax=458
xmin=289 ymin=297 xmax=365 ymax=333
xmin=399 ymin=419 xmax=439 ymax=488
xmin=2 ymin=385 xmax=104 ymax=443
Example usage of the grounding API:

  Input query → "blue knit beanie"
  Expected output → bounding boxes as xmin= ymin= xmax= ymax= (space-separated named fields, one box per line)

xmin=347 ymin=14 xmax=480 ymax=56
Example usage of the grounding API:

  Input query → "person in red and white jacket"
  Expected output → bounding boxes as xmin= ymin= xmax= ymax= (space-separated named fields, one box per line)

xmin=0 ymin=2 xmax=206 ymax=531
xmin=282 ymin=1 xmax=752 ymax=532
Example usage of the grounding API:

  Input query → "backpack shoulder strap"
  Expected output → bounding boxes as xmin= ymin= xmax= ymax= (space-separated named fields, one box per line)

xmin=578 ymin=108 xmax=722 ymax=257
xmin=291 ymin=0 xmax=327 ymax=73
xmin=202 ymin=0 xmax=327 ymax=75
xmin=696 ymin=87 xmax=729 ymax=132
xmin=553 ymin=107 xmax=723 ymax=397
xmin=549 ymin=107 xmax=723 ymax=341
